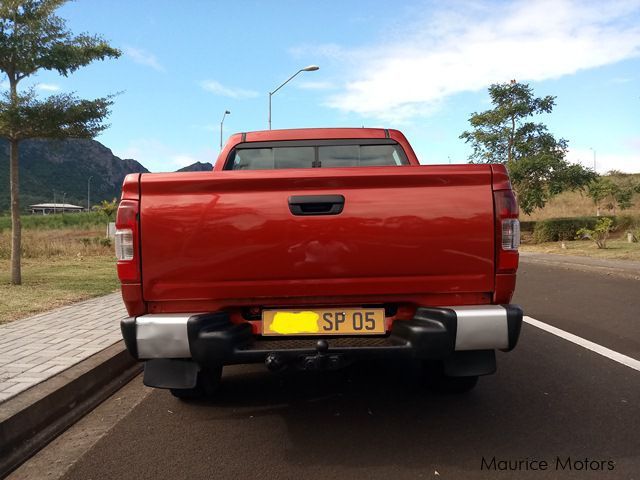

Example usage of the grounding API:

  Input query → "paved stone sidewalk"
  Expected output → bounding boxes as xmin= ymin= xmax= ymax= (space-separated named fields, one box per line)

xmin=0 ymin=293 xmax=126 ymax=404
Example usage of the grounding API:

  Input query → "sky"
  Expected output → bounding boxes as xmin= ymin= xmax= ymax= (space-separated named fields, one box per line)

xmin=15 ymin=0 xmax=640 ymax=173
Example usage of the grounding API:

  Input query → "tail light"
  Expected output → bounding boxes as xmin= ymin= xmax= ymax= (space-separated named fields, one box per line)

xmin=501 ymin=219 xmax=520 ymax=250
xmin=115 ymin=229 xmax=134 ymax=260
xmin=115 ymin=199 xmax=140 ymax=282
xmin=494 ymin=189 xmax=519 ymax=273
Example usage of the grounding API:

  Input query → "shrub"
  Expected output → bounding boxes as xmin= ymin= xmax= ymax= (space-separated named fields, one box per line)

xmin=616 ymin=214 xmax=640 ymax=233
xmin=92 ymin=199 xmax=118 ymax=222
xmin=520 ymin=220 xmax=537 ymax=233
xmin=577 ymin=217 xmax=614 ymax=249
xmin=532 ymin=216 xmax=612 ymax=243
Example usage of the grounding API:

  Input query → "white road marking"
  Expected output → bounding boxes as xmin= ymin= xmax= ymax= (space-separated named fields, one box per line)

xmin=524 ymin=316 xmax=640 ymax=372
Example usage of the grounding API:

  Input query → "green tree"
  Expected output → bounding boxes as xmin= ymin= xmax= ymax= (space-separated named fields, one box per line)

xmin=586 ymin=174 xmax=638 ymax=216
xmin=93 ymin=198 xmax=117 ymax=221
xmin=0 ymin=0 xmax=120 ymax=284
xmin=460 ymin=81 xmax=595 ymax=215
xmin=586 ymin=177 xmax=617 ymax=216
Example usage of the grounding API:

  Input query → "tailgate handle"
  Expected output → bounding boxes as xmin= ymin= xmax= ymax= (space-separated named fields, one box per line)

xmin=288 ymin=195 xmax=345 ymax=216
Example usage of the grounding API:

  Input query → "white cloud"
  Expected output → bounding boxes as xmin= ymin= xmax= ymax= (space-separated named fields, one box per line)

xmin=295 ymin=80 xmax=336 ymax=91
xmin=195 ymin=124 xmax=218 ymax=133
xmin=610 ymin=77 xmax=634 ymax=84
xmin=315 ymin=0 xmax=640 ymax=122
xmin=116 ymin=138 xmax=217 ymax=172
xmin=626 ymin=136 xmax=640 ymax=150
xmin=172 ymin=154 xmax=201 ymax=167
xmin=289 ymin=43 xmax=345 ymax=61
xmin=567 ymin=147 xmax=640 ymax=174
xmin=36 ymin=83 xmax=60 ymax=92
xmin=200 ymin=80 xmax=259 ymax=99
xmin=124 ymin=46 xmax=165 ymax=72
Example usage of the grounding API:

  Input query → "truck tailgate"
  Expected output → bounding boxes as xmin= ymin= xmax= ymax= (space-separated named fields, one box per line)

xmin=139 ymin=165 xmax=495 ymax=304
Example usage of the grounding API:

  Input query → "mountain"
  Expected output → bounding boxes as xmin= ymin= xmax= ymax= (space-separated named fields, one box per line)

xmin=176 ymin=162 xmax=213 ymax=172
xmin=0 ymin=138 xmax=149 ymax=212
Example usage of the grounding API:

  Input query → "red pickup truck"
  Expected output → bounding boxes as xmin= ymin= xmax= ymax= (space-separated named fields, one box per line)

xmin=117 ymin=128 xmax=522 ymax=398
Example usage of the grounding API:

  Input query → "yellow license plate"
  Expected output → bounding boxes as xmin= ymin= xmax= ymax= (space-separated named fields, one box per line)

xmin=262 ymin=308 xmax=385 ymax=336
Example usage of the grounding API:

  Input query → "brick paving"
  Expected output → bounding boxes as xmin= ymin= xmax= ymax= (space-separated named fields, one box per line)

xmin=0 ymin=293 xmax=126 ymax=404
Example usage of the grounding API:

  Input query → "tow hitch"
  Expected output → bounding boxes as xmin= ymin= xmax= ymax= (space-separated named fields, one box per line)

xmin=264 ymin=339 xmax=350 ymax=372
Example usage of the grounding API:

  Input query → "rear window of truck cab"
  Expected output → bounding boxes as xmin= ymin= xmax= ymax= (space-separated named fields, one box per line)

xmin=224 ymin=140 xmax=409 ymax=170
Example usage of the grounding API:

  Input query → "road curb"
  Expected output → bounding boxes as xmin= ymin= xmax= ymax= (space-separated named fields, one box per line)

xmin=0 ymin=341 xmax=141 ymax=478
xmin=520 ymin=253 xmax=640 ymax=280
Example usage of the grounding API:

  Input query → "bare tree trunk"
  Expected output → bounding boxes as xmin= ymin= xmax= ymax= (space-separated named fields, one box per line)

xmin=10 ymin=138 xmax=21 ymax=284
xmin=507 ymin=115 xmax=515 ymax=163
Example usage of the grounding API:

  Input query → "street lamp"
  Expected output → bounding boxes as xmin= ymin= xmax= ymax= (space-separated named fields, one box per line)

xmin=62 ymin=192 xmax=66 ymax=215
xmin=220 ymin=110 xmax=230 ymax=151
xmin=590 ymin=147 xmax=597 ymax=172
xmin=268 ymin=65 xmax=319 ymax=130
xmin=87 ymin=176 xmax=93 ymax=212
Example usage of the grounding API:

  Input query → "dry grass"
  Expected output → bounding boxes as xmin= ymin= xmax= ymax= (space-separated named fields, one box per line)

xmin=0 ymin=229 xmax=112 ymax=259
xmin=521 ymin=238 xmax=640 ymax=261
xmin=522 ymin=190 xmax=640 ymax=220
xmin=523 ymin=174 xmax=640 ymax=221
xmin=0 ymin=228 xmax=119 ymax=323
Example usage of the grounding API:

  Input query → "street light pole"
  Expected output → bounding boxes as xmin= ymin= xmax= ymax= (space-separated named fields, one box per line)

xmin=590 ymin=147 xmax=597 ymax=172
xmin=268 ymin=65 xmax=319 ymax=130
xmin=220 ymin=110 xmax=230 ymax=151
xmin=87 ymin=176 xmax=93 ymax=212
xmin=62 ymin=192 xmax=66 ymax=215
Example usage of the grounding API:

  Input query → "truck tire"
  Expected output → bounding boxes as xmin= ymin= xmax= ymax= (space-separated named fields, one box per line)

xmin=170 ymin=366 xmax=222 ymax=400
xmin=422 ymin=360 xmax=479 ymax=394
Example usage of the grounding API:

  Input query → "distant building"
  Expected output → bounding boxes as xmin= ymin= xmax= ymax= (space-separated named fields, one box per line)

xmin=29 ymin=203 xmax=85 ymax=214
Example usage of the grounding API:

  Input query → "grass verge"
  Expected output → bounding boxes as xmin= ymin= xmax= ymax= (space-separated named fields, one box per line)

xmin=0 ymin=256 xmax=119 ymax=324
xmin=0 ymin=226 xmax=119 ymax=324
xmin=520 ymin=238 xmax=640 ymax=261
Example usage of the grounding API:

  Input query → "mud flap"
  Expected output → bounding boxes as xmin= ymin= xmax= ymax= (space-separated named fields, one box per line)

xmin=143 ymin=359 xmax=199 ymax=389
xmin=443 ymin=350 xmax=496 ymax=377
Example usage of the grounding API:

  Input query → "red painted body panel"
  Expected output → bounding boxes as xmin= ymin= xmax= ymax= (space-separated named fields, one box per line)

xmin=490 ymin=164 xmax=513 ymax=191
xmin=117 ymin=128 xmax=519 ymax=320
xmin=139 ymin=165 xmax=495 ymax=306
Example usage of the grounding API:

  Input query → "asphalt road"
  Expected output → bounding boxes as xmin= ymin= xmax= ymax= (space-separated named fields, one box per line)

xmin=26 ymin=260 xmax=640 ymax=479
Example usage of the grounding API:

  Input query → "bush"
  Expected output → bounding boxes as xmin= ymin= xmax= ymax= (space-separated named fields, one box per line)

xmin=577 ymin=218 xmax=614 ymax=249
xmin=533 ymin=216 xmax=614 ymax=243
xmin=520 ymin=220 xmax=537 ymax=233
xmin=616 ymin=214 xmax=640 ymax=233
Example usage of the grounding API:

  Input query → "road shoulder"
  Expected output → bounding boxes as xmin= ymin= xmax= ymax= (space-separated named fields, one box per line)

xmin=520 ymin=251 xmax=640 ymax=279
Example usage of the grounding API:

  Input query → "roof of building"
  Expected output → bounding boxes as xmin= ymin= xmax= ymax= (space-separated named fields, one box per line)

xmin=29 ymin=203 xmax=84 ymax=209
